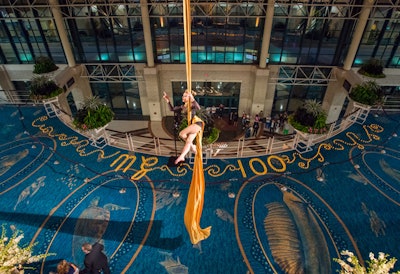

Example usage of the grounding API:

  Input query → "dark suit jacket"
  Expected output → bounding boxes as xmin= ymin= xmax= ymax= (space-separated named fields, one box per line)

xmin=80 ymin=243 xmax=110 ymax=274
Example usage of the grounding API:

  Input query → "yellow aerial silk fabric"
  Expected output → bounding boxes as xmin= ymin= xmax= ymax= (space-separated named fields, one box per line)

xmin=182 ymin=0 xmax=210 ymax=244
xmin=183 ymin=0 xmax=192 ymax=124
xmin=184 ymin=116 xmax=211 ymax=244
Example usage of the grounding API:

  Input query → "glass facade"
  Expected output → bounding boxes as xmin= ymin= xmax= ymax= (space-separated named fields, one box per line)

xmin=0 ymin=7 xmax=65 ymax=63
xmin=356 ymin=8 xmax=400 ymax=68
xmin=172 ymin=81 xmax=240 ymax=114
xmin=60 ymin=4 xmax=146 ymax=63
xmin=0 ymin=0 xmax=399 ymax=119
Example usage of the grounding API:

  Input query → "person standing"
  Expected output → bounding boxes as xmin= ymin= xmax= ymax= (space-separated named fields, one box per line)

xmin=229 ymin=111 xmax=234 ymax=125
xmin=258 ymin=110 xmax=264 ymax=122
xmin=252 ymin=121 xmax=259 ymax=137
xmin=265 ymin=115 xmax=271 ymax=131
xmin=241 ymin=112 xmax=247 ymax=129
xmin=252 ymin=114 xmax=260 ymax=137
xmin=211 ymin=105 xmax=217 ymax=118
xmin=80 ymin=242 xmax=110 ymax=274
xmin=218 ymin=104 xmax=224 ymax=119
xmin=270 ymin=119 xmax=276 ymax=133
xmin=244 ymin=121 xmax=252 ymax=139
xmin=233 ymin=112 xmax=238 ymax=126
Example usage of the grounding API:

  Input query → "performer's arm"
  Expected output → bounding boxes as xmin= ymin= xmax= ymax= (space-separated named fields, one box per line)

xmin=189 ymin=93 xmax=201 ymax=110
xmin=163 ymin=91 xmax=176 ymax=111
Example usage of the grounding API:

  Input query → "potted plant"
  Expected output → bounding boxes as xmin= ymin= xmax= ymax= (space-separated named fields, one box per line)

xmin=288 ymin=99 xmax=328 ymax=134
xmin=357 ymin=58 xmax=385 ymax=78
xmin=29 ymin=75 xmax=63 ymax=101
xmin=73 ymin=96 xmax=114 ymax=131
xmin=349 ymin=80 xmax=383 ymax=106
xmin=33 ymin=56 xmax=58 ymax=74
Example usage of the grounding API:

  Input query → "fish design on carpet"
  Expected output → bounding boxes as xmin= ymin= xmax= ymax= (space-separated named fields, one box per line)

xmin=14 ymin=132 xmax=25 ymax=140
xmin=155 ymin=183 xmax=183 ymax=211
xmin=263 ymin=190 xmax=331 ymax=274
xmin=215 ymin=208 xmax=234 ymax=223
xmin=159 ymin=252 xmax=188 ymax=274
xmin=361 ymin=202 xmax=386 ymax=236
xmin=1 ymin=124 xmax=14 ymax=135
xmin=347 ymin=171 xmax=368 ymax=185
xmin=33 ymin=109 xmax=42 ymax=116
xmin=14 ymin=176 xmax=46 ymax=210
xmin=0 ymin=149 xmax=29 ymax=177
xmin=10 ymin=110 xmax=19 ymax=117
xmin=379 ymin=159 xmax=400 ymax=183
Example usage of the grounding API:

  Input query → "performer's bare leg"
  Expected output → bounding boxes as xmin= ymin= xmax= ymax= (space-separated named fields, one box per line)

xmin=190 ymin=143 xmax=197 ymax=153
xmin=175 ymin=124 xmax=201 ymax=164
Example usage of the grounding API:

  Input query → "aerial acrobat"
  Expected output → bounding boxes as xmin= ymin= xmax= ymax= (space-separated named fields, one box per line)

xmin=163 ymin=90 xmax=203 ymax=164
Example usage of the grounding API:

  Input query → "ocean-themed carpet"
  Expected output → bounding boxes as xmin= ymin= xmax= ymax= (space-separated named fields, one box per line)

xmin=0 ymin=105 xmax=399 ymax=273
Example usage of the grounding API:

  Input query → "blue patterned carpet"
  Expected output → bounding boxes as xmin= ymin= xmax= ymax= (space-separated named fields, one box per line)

xmin=1 ymin=105 xmax=399 ymax=273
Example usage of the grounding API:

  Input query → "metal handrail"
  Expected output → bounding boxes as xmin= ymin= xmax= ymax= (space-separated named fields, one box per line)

xmin=1 ymin=95 xmax=367 ymax=158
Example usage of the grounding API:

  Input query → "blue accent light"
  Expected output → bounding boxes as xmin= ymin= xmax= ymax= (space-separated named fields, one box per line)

xmin=270 ymin=54 xmax=281 ymax=63
xmin=134 ymin=53 xmax=146 ymax=62
xmin=354 ymin=59 xmax=363 ymax=65
xmin=98 ymin=53 xmax=110 ymax=61
xmin=19 ymin=53 xmax=33 ymax=62
xmin=391 ymin=57 xmax=400 ymax=66
xmin=193 ymin=52 xmax=206 ymax=63
xmin=233 ymin=53 xmax=244 ymax=62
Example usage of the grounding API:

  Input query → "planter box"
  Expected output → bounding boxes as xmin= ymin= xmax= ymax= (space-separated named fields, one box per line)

xmin=86 ymin=124 xmax=109 ymax=137
xmin=352 ymin=101 xmax=372 ymax=110
xmin=42 ymin=95 xmax=59 ymax=104
xmin=85 ymin=124 xmax=109 ymax=149
xmin=293 ymin=129 xmax=326 ymax=139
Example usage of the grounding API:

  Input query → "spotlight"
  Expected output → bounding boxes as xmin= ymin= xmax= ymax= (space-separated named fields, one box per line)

xmin=119 ymin=188 xmax=126 ymax=194
xmin=381 ymin=150 xmax=386 ymax=154
xmin=280 ymin=186 xmax=287 ymax=191
xmin=354 ymin=164 xmax=360 ymax=169
xmin=228 ymin=192 xmax=235 ymax=198
xmin=172 ymin=191 xmax=180 ymax=198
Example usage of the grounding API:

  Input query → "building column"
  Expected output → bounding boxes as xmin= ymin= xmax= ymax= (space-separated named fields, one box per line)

xmin=143 ymin=67 xmax=162 ymax=121
xmin=48 ymin=0 xmax=76 ymax=67
xmin=343 ymin=0 xmax=375 ymax=70
xmin=140 ymin=0 xmax=155 ymax=67
xmin=251 ymin=68 xmax=270 ymax=116
xmin=259 ymin=0 xmax=274 ymax=69
xmin=0 ymin=65 xmax=17 ymax=103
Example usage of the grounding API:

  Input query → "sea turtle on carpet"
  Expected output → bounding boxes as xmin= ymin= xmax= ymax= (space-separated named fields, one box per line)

xmin=72 ymin=196 xmax=130 ymax=265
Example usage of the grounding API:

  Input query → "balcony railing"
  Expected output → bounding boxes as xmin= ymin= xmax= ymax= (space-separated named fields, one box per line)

xmin=2 ymin=91 xmax=377 ymax=159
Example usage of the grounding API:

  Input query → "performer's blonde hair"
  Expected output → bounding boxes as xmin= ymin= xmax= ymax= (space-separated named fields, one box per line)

xmin=184 ymin=89 xmax=196 ymax=96
xmin=183 ymin=89 xmax=196 ymax=108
